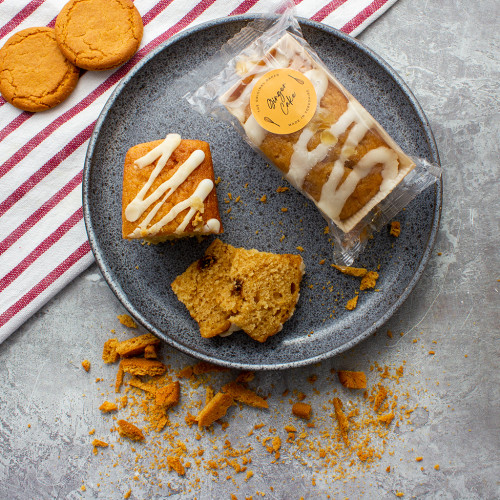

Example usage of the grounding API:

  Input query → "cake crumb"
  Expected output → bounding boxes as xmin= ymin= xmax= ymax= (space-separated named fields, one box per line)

xmin=389 ymin=221 xmax=401 ymax=237
xmin=144 ymin=344 xmax=157 ymax=359
xmin=196 ymin=392 xmax=234 ymax=428
xmin=260 ymin=195 xmax=267 ymax=203
xmin=387 ymin=330 xmax=393 ymax=338
xmin=373 ymin=386 xmax=388 ymax=412
xmin=167 ymin=456 xmax=186 ymax=476
xmin=296 ymin=246 xmax=304 ymax=252
xmin=332 ymin=398 xmax=349 ymax=445
xmin=222 ymin=382 xmax=268 ymax=408
xmin=292 ymin=402 xmax=311 ymax=420
xmin=281 ymin=207 xmax=288 ymax=212
xmin=116 ymin=333 xmax=160 ymax=358
xmin=338 ymin=370 xmax=367 ymax=389
xmin=360 ymin=271 xmax=379 ymax=290
xmin=99 ymin=401 xmax=118 ymax=413
xmin=345 ymin=295 xmax=358 ymax=310
xmin=332 ymin=264 xmax=367 ymax=277
xmin=378 ymin=413 xmax=395 ymax=425
xmin=81 ymin=360 xmax=91 ymax=372
xmin=155 ymin=381 xmax=180 ymax=408
xmin=124 ymin=490 xmax=132 ymax=499
xmin=92 ymin=439 xmax=109 ymax=448
xmin=177 ymin=366 xmax=193 ymax=378
xmin=102 ymin=338 xmax=119 ymax=363
xmin=92 ymin=439 xmax=109 ymax=455
xmin=434 ymin=464 xmax=440 ymax=470
xmin=117 ymin=420 xmax=145 ymax=441
xmin=121 ymin=358 xmax=167 ymax=377
xmin=117 ymin=314 xmax=137 ymax=328
xmin=416 ymin=457 xmax=423 ymax=462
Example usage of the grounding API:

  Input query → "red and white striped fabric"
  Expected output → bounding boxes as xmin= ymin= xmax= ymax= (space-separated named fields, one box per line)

xmin=0 ymin=0 xmax=398 ymax=342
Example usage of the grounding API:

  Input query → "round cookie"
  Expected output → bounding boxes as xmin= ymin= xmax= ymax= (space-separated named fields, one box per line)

xmin=55 ymin=0 xmax=143 ymax=71
xmin=0 ymin=27 xmax=80 ymax=112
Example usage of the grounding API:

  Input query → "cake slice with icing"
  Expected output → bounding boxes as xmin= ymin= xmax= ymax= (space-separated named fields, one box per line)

xmin=122 ymin=134 xmax=223 ymax=242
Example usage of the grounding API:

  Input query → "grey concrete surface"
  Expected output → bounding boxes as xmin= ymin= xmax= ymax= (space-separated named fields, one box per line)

xmin=1 ymin=0 xmax=499 ymax=499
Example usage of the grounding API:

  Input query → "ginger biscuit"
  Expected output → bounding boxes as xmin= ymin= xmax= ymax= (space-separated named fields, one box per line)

xmin=55 ymin=0 xmax=143 ymax=71
xmin=0 ymin=27 xmax=79 ymax=112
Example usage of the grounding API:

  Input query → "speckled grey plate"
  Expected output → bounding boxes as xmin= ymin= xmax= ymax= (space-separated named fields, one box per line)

xmin=83 ymin=16 xmax=441 ymax=370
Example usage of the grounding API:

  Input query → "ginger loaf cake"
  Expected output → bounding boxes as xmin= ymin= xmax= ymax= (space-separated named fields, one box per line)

xmin=122 ymin=134 xmax=222 ymax=242
xmin=219 ymin=34 xmax=415 ymax=233
xmin=171 ymin=239 xmax=304 ymax=343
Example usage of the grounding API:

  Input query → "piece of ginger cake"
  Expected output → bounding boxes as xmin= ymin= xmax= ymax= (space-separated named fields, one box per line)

xmin=122 ymin=133 xmax=222 ymax=242
xmin=171 ymin=239 xmax=304 ymax=342
xmin=171 ymin=239 xmax=240 ymax=338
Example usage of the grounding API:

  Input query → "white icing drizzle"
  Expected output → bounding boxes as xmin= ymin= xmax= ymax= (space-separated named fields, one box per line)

xmin=125 ymin=133 xmax=182 ymax=221
xmin=174 ymin=179 xmax=215 ymax=234
xmin=203 ymin=218 xmax=221 ymax=233
xmin=125 ymin=133 xmax=218 ymax=237
xmin=243 ymin=114 xmax=266 ymax=146
xmin=304 ymin=69 xmax=329 ymax=105
xmin=221 ymin=34 xmax=402 ymax=225
xmin=129 ymin=179 xmax=215 ymax=238
xmin=318 ymin=147 xmax=398 ymax=219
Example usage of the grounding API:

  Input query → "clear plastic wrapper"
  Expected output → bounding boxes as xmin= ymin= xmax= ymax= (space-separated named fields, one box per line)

xmin=185 ymin=4 xmax=441 ymax=265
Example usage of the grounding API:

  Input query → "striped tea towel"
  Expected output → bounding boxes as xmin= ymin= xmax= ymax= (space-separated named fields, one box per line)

xmin=0 ymin=0 xmax=398 ymax=342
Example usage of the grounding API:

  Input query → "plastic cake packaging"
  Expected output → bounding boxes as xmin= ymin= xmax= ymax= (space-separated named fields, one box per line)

xmin=185 ymin=3 xmax=441 ymax=265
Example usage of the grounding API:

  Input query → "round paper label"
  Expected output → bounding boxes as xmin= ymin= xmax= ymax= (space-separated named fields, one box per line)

xmin=250 ymin=69 xmax=317 ymax=135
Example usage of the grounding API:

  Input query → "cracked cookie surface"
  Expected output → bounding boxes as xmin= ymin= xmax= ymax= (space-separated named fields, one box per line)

xmin=55 ymin=0 xmax=143 ymax=71
xmin=0 ymin=27 xmax=80 ymax=112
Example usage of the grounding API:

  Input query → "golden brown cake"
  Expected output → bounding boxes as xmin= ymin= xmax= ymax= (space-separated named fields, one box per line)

xmin=220 ymin=34 xmax=415 ymax=233
xmin=171 ymin=239 xmax=239 ymax=338
xmin=171 ymin=239 xmax=304 ymax=342
xmin=122 ymin=134 xmax=223 ymax=242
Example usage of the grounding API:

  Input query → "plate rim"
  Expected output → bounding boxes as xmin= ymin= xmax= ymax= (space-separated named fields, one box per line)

xmin=83 ymin=15 xmax=442 ymax=370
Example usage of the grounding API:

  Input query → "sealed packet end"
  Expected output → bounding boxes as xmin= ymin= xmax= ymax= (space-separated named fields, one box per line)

xmin=330 ymin=157 xmax=441 ymax=265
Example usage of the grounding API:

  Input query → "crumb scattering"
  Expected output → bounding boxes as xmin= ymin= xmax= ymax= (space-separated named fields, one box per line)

xmin=117 ymin=314 xmax=138 ymax=328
